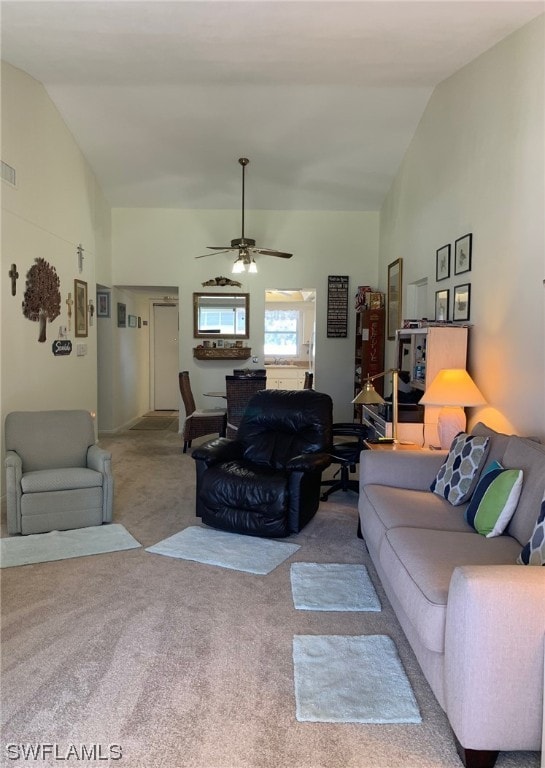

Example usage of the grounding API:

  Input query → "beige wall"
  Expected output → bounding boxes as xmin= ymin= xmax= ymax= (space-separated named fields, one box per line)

xmin=1 ymin=62 xmax=111 ymax=434
xmin=111 ymin=207 xmax=380 ymax=423
xmin=2 ymin=13 xmax=544 ymax=452
xmin=379 ymin=16 xmax=545 ymax=439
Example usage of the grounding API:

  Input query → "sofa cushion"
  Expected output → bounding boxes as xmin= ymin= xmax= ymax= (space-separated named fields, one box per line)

xmin=465 ymin=461 xmax=523 ymax=538
xmin=379 ymin=528 xmax=523 ymax=654
xmin=360 ymin=484 xmax=472 ymax=556
xmin=21 ymin=467 xmax=104 ymax=493
xmin=431 ymin=433 xmax=490 ymax=505
xmin=471 ymin=422 xmax=512 ymax=466
xmin=517 ymin=494 xmax=545 ymax=566
xmin=501 ymin=436 xmax=545 ymax=546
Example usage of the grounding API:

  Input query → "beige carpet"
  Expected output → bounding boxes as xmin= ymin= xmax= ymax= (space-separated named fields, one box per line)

xmin=0 ymin=426 xmax=539 ymax=768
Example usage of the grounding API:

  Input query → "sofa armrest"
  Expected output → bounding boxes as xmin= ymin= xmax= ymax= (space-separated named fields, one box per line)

xmin=5 ymin=450 xmax=22 ymax=534
xmin=444 ymin=565 xmax=545 ymax=751
xmin=359 ymin=449 xmax=447 ymax=491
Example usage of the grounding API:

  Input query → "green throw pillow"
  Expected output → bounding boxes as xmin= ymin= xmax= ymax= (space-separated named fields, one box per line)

xmin=465 ymin=461 xmax=523 ymax=537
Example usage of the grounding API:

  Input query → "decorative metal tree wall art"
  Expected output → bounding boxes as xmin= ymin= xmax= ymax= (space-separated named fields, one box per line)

xmin=22 ymin=258 xmax=61 ymax=342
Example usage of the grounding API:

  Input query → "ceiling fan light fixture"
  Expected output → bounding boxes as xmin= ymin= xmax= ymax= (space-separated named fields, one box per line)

xmin=248 ymin=259 xmax=258 ymax=274
xmin=232 ymin=258 xmax=245 ymax=274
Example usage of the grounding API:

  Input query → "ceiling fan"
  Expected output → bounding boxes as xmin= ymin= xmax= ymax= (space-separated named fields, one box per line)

xmin=195 ymin=157 xmax=293 ymax=273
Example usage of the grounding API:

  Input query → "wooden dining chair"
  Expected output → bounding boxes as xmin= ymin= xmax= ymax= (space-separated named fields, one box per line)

xmin=178 ymin=371 xmax=226 ymax=453
xmin=303 ymin=371 xmax=314 ymax=389
xmin=225 ymin=374 xmax=267 ymax=439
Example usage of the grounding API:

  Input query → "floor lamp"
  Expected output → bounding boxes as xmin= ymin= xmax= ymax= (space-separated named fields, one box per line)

xmin=352 ymin=369 xmax=399 ymax=443
xmin=420 ymin=368 xmax=486 ymax=449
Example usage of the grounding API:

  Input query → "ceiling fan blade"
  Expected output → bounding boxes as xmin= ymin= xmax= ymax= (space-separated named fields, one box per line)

xmin=254 ymin=248 xmax=293 ymax=258
xmin=195 ymin=249 xmax=233 ymax=258
xmin=206 ymin=246 xmax=237 ymax=250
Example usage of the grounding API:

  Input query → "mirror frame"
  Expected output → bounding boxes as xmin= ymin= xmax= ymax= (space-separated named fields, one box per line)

xmin=193 ymin=292 xmax=250 ymax=339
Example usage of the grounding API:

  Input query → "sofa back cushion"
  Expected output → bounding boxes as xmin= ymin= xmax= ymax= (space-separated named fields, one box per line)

xmin=471 ymin=422 xmax=512 ymax=465
xmin=502 ymin=437 xmax=545 ymax=545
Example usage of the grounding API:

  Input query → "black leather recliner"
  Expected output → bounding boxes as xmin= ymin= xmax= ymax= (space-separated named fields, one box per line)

xmin=192 ymin=389 xmax=333 ymax=538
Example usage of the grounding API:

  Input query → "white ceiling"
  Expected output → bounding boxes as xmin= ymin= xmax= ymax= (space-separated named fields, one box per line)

xmin=2 ymin=0 xmax=543 ymax=211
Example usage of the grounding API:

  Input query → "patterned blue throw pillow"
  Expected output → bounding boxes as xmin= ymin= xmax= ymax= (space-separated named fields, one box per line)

xmin=517 ymin=493 xmax=545 ymax=566
xmin=430 ymin=433 xmax=490 ymax=506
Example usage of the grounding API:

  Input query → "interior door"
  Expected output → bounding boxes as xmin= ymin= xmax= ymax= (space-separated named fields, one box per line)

xmin=153 ymin=303 xmax=179 ymax=410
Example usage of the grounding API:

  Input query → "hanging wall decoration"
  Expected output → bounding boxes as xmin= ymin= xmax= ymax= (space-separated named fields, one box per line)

xmin=9 ymin=263 xmax=19 ymax=295
xmin=202 ymin=276 xmax=243 ymax=287
xmin=22 ymin=258 xmax=61 ymax=342
xmin=326 ymin=275 xmax=349 ymax=338
xmin=74 ymin=279 xmax=88 ymax=337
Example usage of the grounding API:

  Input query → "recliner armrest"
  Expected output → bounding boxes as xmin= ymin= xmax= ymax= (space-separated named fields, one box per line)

xmin=87 ymin=444 xmax=112 ymax=473
xmin=287 ymin=452 xmax=331 ymax=473
xmin=5 ymin=450 xmax=23 ymax=534
xmin=192 ymin=437 xmax=243 ymax=465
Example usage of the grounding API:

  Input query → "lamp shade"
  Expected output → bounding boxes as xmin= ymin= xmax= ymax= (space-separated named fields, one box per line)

xmin=352 ymin=380 xmax=385 ymax=405
xmin=420 ymin=369 xmax=486 ymax=407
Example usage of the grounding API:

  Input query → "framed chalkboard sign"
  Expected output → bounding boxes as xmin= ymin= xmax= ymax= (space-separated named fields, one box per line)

xmin=327 ymin=275 xmax=349 ymax=338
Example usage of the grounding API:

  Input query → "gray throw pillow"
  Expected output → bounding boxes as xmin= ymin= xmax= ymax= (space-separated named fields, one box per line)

xmin=430 ymin=432 xmax=490 ymax=506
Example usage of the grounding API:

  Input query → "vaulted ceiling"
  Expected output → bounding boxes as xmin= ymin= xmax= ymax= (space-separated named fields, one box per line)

xmin=2 ymin=1 xmax=543 ymax=211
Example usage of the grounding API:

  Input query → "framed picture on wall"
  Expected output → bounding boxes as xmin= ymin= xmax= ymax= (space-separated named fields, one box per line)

xmin=453 ymin=283 xmax=471 ymax=321
xmin=455 ymin=233 xmax=472 ymax=274
xmin=435 ymin=289 xmax=449 ymax=322
xmin=74 ymin=279 xmax=88 ymax=337
xmin=117 ymin=302 xmax=126 ymax=328
xmin=128 ymin=314 xmax=137 ymax=328
xmin=387 ymin=258 xmax=403 ymax=340
xmin=436 ymin=244 xmax=451 ymax=281
xmin=96 ymin=291 xmax=110 ymax=318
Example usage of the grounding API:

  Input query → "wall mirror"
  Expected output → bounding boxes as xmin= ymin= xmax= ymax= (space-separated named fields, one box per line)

xmin=193 ymin=292 xmax=250 ymax=338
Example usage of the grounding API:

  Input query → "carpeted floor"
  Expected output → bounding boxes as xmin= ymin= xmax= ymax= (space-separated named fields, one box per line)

xmin=0 ymin=425 xmax=540 ymax=768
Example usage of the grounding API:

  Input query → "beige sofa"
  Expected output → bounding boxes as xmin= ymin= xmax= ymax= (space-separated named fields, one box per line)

xmin=358 ymin=422 xmax=545 ymax=768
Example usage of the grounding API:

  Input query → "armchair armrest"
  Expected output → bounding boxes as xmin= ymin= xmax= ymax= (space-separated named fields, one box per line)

xmin=5 ymin=450 xmax=23 ymax=534
xmin=359 ymin=449 xmax=447 ymax=491
xmin=444 ymin=565 xmax=545 ymax=751
xmin=287 ymin=452 xmax=331 ymax=473
xmin=87 ymin=444 xmax=114 ymax=522
xmin=192 ymin=438 xmax=243 ymax=466
xmin=87 ymin=444 xmax=112 ymax=473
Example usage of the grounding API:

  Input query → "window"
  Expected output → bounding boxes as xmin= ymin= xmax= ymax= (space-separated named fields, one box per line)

xmin=264 ymin=309 xmax=299 ymax=356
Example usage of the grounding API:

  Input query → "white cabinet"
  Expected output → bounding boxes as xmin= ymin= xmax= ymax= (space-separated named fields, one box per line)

xmin=396 ymin=326 xmax=469 ymax=446
xmin=266 ymin=367 xmax=306 ymax=390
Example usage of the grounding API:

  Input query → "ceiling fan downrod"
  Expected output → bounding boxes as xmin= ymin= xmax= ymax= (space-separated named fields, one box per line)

xmin=239 ymin=157 xmax=249 ymax=245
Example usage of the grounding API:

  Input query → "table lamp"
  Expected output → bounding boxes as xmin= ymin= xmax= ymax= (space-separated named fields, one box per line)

xmin=420 ymin=368 xmax=486 ymax=449
xmin=352 ymin=369 xmax=399 ymax=442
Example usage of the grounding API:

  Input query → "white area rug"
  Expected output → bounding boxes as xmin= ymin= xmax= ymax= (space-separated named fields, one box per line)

xmin=290 ymin=562 xmax=381 ymax=611
xmin=146 ymin=525 xmax=300 ymax=574
xmin=0 ymin=524 xmax=141 ymax=568
xmin=293 ymin=634 xmax=422 ymax=724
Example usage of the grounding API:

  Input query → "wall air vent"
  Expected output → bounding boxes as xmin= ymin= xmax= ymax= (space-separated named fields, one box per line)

xmin=1 ymin=160 xmax=16 ymax=187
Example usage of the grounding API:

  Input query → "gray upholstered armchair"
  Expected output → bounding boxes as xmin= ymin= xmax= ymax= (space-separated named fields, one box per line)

xmin=4 ymin=410 xmax=114 ymax=535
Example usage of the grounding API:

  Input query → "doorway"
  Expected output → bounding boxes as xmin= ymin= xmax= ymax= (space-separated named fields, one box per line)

xmin=264 ymin=290 xmax=316 ymax=375
xmin=152 ymin=303 xmax=179 ymax=410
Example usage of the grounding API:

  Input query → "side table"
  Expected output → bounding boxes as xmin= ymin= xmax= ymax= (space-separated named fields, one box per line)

xmin=364 ymin=440 xmax=423 ymax=452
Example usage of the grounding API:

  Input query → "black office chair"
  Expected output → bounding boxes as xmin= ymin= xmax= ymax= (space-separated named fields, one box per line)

xmin=320 ymin=422 xmax=371 ymax=501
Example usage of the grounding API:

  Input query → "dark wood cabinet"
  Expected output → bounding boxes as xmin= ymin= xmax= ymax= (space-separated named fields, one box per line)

xmin=354 ymin=309 xmax=385 ymax=416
